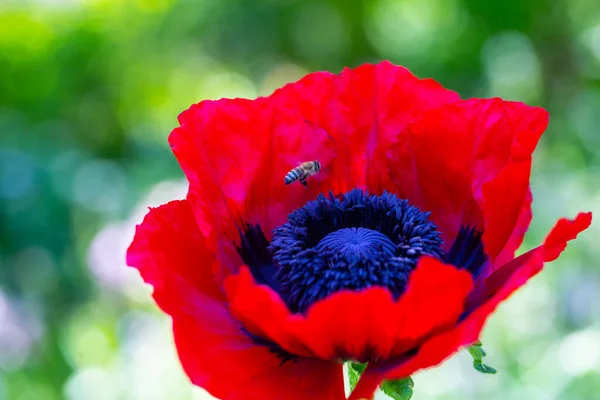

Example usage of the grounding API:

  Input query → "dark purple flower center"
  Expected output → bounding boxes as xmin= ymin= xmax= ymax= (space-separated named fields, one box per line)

xmin=235 ymin=189 xmax=488 ymax=361
xmin=236 ymin=189 xmax=488 ymax=315
xmin=267 ymin=189 xmax=444 ymax=313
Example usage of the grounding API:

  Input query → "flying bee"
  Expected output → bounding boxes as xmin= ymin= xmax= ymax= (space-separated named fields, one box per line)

xmin=284 ymin=160 xmax=321 ymax=187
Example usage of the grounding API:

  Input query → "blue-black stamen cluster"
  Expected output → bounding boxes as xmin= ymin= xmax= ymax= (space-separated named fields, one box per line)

xmin=236 ymin=224 xmax=281 ymax=291
xmin=445 ymin=226 xmax=487 ymax=278
xmin=268 ymin=189 xmax=444 ymax=313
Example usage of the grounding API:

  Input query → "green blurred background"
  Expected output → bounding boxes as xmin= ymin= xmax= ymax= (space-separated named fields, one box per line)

xmin=1 ymin=0 xmax=599 ymax=399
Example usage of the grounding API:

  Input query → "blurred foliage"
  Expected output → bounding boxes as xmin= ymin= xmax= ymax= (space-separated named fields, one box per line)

xmin=0 ymin=0 xmax=599 ymax=399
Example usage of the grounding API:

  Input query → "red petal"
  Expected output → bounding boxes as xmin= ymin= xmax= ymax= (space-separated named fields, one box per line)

xmin=126 ymin=200 xmax=225 ymax=306
xmin=274 ymin=61 xmax=459 ymax=193
xmin=244 ymin=115 xmax=336 ymax=235
xmin=127 ymin=201 xmax=344 ymax=400
xmin=387 ymin=257 xmax=473 ymax=355
xmin=224 ymin=267 xmax=314 ymax=358
xmin=350 ymin=212 xmax=591 ymax=400
xmin=543 ymin=212 xmax=593 ymax=261
xmin=478 ymin=212 xmax=593 ymax=301
xmin=494 ymin=188 xmax=532 ymax=267
xmin=170 ymin=62 xmax=459 ymax=282
xmin=170 ymin=98 xmax=336 ymax=284
xmin=224 ymin=258 xmax=472 ymax=363
xmin=170 ymin=98 xmax=335 ymax=238
xmin=480 ymin=160 xmax=531 ymax=260
xmin=388 ymin=99 xmax=548 ymax=258
xmin=169 ymin=275 xmax=344 ymax=400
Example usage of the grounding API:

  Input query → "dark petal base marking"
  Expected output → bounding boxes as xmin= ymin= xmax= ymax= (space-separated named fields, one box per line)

xmin=445 ymin=226 xmax=488 ymax=278
xmin=235 ymin=224 xmax=281 ymax=292
xmin=233 ymin=189 xmax=488 ymax=361
xmin=241 ymin=327 xmax=298 ymax=365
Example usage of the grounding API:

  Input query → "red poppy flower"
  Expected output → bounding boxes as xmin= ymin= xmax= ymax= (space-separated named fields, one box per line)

xmin=127 ymin=61 xmax=591 ymax=400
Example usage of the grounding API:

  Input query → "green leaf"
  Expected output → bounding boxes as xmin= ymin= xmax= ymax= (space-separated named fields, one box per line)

xmin=467 ymin=344 xmax=486 ymax=362
xmin=473 ymin=361 xmax=498 ymax=374
xmin=347 ymin=362 xmax=367 ymax=392
xmin=380 ymin=377 xmax=414 ymax=400
xmin=467 ymin=342 xmax=498 ymax=375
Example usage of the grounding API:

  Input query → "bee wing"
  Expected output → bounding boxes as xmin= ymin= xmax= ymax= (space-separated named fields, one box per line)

xmin=317 ymin=165 xmax=332 ymax=183
xmin=286 ymin=158 xmax=311 ymax=176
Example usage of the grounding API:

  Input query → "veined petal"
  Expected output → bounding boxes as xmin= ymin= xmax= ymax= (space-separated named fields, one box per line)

xmin=273 ymin=61 xmax=460 ymax=193
xmin=388 ymin=98 xmax=549 ymax=265
xmin=224 ymin=258 xmax=472 ymax=363
xmin=126 ymin=200 xmax=225 ymax=305
xmin=126 ymin=200 xmax=345 ymax=400
xmin=349 ymin=212 xmax=591 ymax=400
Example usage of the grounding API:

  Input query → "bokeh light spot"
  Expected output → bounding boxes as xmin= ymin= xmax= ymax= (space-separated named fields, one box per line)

xmin=260 ymin=63 xmax=309 ymax=96
xmin=290 ymin=2 xmax=349 ymax=60
xmin=73 ymin=159 xmax=126 ymax=214
xmin=568 ymin=89 xmax=600 ymax=154
xmin=0 ymin=291 xmax=44 ymax=370
xmin=196 ymin=69 xmax=258 ymax=101
xmin=482 ymin=31 xmax=542 ymax=102
xmin=365 ymin=0 xmax=469 ymax=62
xmin=559 ymin=330 xmax=600 ymax=376
xmin=64 ymin=368 xmax=119 ymax=400
xmin=0 ymin=149 xmax=36 ymax=200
